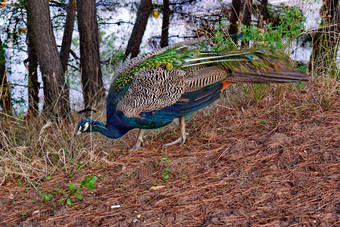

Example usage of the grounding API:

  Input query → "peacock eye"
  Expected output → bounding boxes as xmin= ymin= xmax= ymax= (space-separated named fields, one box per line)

xmin=83 ymin=122 xmax=90 ymax=131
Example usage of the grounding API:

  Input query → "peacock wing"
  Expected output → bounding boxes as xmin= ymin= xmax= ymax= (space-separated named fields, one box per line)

xmin=183 ymin=66 xmax=229 ymax=92
xmin=116 ymin=67 xmax=187 ymax=118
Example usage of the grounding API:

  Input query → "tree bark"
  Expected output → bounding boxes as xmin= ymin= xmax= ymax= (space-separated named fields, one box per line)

xmin=160 ymin=0 xmax=170 ymax=48
xmin=60 ymin=0 xmax=77 ymax=73
xmin=0 ymin=38 xmax=12 ymax=115
xmin=77 ymin=0 xmax=105 ymax=108
xmin=242 ymin=0 xmax=252 ymax=26
xmin=27 ymin=0 xmax=70 ymax=118
xmin=229 ymin=0 xmax=242 ymax=35
xmin=242 ymin=0 xmax=252 ymax=47
xmin=258 ymin=0 xmax=268 ymax=28
xmin=124 ymin=0 xmax=153 ymax=59
xmin=26 ymin=6 xmax=39 ymax=117
xmin=308 ymin=0 xmax=340 ymax=76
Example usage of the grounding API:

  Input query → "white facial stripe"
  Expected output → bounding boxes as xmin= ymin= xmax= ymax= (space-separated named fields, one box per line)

xmin=83 ymin=122 xmax=90 ymax=131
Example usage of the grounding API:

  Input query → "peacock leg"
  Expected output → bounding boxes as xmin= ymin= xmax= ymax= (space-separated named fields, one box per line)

xmin=163 ymin=116 xmax=189 ymax=147
xmin=131 ymin=129 xmax=145 ymax=150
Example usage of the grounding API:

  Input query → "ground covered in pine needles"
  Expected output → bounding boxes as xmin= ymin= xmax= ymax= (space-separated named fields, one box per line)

xmin=0 ymin=78 xmax=339 ymax=226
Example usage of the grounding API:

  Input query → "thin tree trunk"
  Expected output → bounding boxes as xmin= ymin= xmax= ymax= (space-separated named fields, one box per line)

xmin=242 ymin=0 xmax=252 ymax=26
xmin=258 ymin=0 xmax=268 ymax=28
xmin=229 ymin=0 xmax=242 ymax=42
xmin=242 ymin=0 xmax=252 ymax=47
xmin=26 ymin=7 xmax=39 ymax=117
xmin=160 ymin=0 xmax=170 ymax=48
xmin=60 ymin=0 xmax=76 ymax=73
xmin=27 ymin=0 xmax=70 ymax=118
xmin=124 ymin=0 xmax=153 ymax=59
xmin=0 ymin=38 xmax=12 ymax=115
xmin=77 ymin=0 xmax=105 ymax=108
xmin=308 ymin=0 xmax=340 ymax=76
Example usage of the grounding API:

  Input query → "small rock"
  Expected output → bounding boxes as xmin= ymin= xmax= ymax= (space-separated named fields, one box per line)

xmin=149 ymin=185 xmax=166 ymax=191
xmin=268 ymin=133 xmax=291 ymax=149
xmin=322 ymin=152 xmax=331 ymax=161
xmin=270 ymin=133 xmax=291 ymax=144
xmin=32 ymin=210 xmax=40 ymax=216
xmin=9 ymin=193 xmax=14 ymax=200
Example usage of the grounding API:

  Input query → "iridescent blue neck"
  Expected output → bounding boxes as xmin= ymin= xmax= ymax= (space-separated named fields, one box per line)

xmin=91 ymin=120 xmax=129 ymax=139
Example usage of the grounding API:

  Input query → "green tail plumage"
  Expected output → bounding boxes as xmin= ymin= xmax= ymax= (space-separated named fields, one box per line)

xmin=112 ymin=38 xmax=310 ymax=92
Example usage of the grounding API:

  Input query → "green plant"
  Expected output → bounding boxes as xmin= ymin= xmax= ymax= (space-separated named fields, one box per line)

xmin=241 ymin=83 xmax=271 ymax=104
xmin=162 ymin=168 xmax=170 ymax=181
xmin=160 ymin=157 xmax=171 ymax=182
xmin=39 ymin=189 xmax=54 ymax=203
xmin=239 ymin=6 xmax=305 ymax=50
xmin=160 ymin=157 xmax=171 ymax=164
xmin=60 ymin=175 xmax=98 ymax=206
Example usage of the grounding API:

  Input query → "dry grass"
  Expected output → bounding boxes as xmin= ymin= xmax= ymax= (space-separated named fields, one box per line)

xmin=0 ymin=101 xmax=124 ymax=185
xmin=0 ymin=77 xmax=339 ymax=226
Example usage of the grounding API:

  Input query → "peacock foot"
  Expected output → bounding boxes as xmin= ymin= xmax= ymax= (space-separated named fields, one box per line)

xmin=129 ymin=129 xmax=145 ymax=151
xmin=163 ymin=116 xmax=189 ymax=147
xmin=163 ymin=132 xmax=189 ymax=147
xmin=129 ymin=143 xmax=145 ymax=151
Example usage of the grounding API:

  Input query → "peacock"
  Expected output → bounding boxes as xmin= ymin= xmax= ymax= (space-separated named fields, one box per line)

xmin=75 ymin=37 xmax=311 ymax=149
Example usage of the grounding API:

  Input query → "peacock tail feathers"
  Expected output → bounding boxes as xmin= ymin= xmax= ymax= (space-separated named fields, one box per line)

xmin=112 ymin=36 xmax=298 ymax=90
xmin=110 ymin=36 xmax=310 ymax=118
xmin=181 ymin=48 xmax=289 ymax=73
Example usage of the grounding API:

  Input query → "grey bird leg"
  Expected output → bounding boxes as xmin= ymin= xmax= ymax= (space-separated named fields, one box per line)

xmin=164 ymin=116 xmax=189 ymax=147
xmin=131 ymin=129 xmax=145 ymax=150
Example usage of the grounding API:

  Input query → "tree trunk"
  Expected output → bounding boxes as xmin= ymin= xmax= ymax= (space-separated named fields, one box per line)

xmin=26 ymin=6 xmax=39 ymax=117
xmin=0 ymin=38 xmax=12 ymax=115
xmin=229 ymin=0 xmax=242 ymax=42
xmin=27 ymin=0 xmax=70 ymax=118
xmin=124 ymin=0 xmax=153 ymax=59
xmin=77 ymin=0 xmax=105 ymax=108
xmin=60 ymin=0 xmax=77 ymax=73
xmin=242 ymin=0 xmax=252 ymax=47
xmin=242 ymin=0 xmax=252 ymax=26
xmin=160 ymin=0 xmax=170 ymax=48
xmin=308 ymin=0 xmax=340 ymax=76
xmin=258 ymin=0 xmax=268 ymax=28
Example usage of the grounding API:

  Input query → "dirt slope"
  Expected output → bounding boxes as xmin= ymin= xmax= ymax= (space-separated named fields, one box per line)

xmin=0 ymin=80 xmax=339 ymax=226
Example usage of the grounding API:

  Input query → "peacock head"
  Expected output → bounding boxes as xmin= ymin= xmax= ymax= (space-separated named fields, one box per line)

xmin=75 ymin=118 xmax=129 ymax=139
xmin=75 ymin=118 xmax=96 ymax=135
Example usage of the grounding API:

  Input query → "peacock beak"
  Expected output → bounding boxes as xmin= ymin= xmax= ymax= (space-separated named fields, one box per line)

xmin=75 ymin=130 xmax=82 ymax=136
